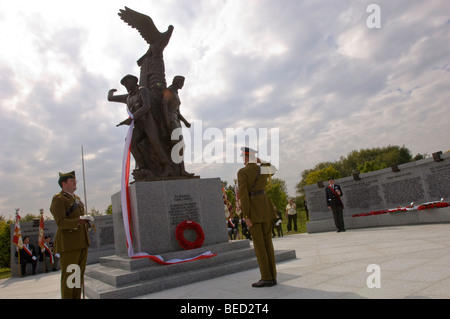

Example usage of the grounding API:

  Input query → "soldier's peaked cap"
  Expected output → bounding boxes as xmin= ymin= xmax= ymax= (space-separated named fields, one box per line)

xmin=240 ymin=147 xmax=258 ymax=155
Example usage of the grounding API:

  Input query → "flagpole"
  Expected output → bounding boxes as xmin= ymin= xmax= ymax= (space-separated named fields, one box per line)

xmin=81 ymin=145 xmax=88 ymax=214
xmin=15 ymin=208 xmax=21 ymax=277
xmin=39 ymin=209 xmax=46 ymax=273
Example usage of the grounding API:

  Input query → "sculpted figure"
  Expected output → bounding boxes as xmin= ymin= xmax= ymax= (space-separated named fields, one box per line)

xmin=110 ymin=7 xmax=196 ymax=180
xmin=108 ymin=74 xmax=172 ymax=179
xmin=162 ymin=76 xmax=194 ymax=177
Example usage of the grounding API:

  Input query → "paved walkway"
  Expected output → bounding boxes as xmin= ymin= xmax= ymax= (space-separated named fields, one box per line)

xmin=2 ymin=223 xmax=450 ymax=299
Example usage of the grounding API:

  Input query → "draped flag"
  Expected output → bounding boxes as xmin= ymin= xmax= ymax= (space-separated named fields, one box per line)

xmin=12 ymin=211 xmax=23 ymax=249
xmin=120 ymin=112 xmax=216 ymax=265
xmin=38 ymin=210 xmax=45 ymax=250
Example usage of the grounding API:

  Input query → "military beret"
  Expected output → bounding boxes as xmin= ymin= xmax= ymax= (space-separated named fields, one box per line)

xmin=120 ymin=74 xmax=139 ymax=85
xmin=328 ymin=177 xmax=334 ymax=181
xmin=58 ymin=171 xmax=75 ymax=187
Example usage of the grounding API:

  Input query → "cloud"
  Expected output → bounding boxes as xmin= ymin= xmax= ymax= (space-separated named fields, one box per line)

xmin=0 ymin=0 xmax=449 ymax=219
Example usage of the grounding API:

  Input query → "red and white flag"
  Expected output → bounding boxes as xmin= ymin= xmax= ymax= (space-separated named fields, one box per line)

xmin=38 ymin=211 xmax=45 ymax=250
xmin=234 ymin=182 xmax=242 ymax=216
xmin=222 ymin=187 xmax=232 ymax=218
xmin=12 ymin=211 xmax=23 ymax=249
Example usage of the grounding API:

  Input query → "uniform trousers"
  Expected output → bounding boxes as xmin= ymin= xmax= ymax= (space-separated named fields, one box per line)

xmin=331 ymin=205 xmax=345 ymax=231
xmin=249 ymin=221 xmax=277 ymax=281
xmin=59 ymin=248 xmax=88 ymax=299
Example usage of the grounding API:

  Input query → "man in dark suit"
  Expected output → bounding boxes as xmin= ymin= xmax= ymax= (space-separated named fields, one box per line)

xmin=16 ymin=236 xmax=37 ymax=276
xmin=238 ymin=147 xmax=277 ymax=287
xmin=325 ymin=177 xmax=346 ymax=232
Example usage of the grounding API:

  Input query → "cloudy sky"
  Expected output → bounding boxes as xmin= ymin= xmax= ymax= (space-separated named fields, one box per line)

xmin=0 ymin=0 xmax=448 ymax=219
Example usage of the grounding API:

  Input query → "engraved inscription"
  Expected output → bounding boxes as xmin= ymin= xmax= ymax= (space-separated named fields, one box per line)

xmin=344 ymin=180 xmax=383 ymax=209
xmin=382 ymin=176 xmax=425 ymax=204
xmin=425 ymin=163 xmax=450 ymax=198
xmin=306 ymin=189 xmax=328 ymax=213
xmin=169 ymin=194 xmax=200 ymax=226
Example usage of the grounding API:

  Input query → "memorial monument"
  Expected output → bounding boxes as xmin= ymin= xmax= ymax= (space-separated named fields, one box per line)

xmin=84 ymin=7 xmax=296 ymax=299
xmin=305 ymin=151 xmax=450 ymax=233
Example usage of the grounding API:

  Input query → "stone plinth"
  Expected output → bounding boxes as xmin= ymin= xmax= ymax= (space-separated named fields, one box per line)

xmin=111 ymin=178 xmax=229 ymax=256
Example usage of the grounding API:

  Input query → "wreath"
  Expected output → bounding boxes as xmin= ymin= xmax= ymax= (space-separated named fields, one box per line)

xmin=175 ymin=220 xmax=205 ymax=250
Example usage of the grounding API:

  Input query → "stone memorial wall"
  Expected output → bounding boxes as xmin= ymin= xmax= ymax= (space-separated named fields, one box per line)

xmin=305 ymin=152 xmax=450 ymax=229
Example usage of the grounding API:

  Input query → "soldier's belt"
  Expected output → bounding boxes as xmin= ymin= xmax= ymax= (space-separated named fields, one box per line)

xmin=249 ymin=190 xmax=266 ymax=198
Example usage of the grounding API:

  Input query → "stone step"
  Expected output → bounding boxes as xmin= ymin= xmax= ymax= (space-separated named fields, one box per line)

xmin=85 ymin=244 xmax=256 ymax=288
xmin=97 ymin=240 xmax=251 ymax=271
xmin=84 ymin=249 xmax=296 ymax=299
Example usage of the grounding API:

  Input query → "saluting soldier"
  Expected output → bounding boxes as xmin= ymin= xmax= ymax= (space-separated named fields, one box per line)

xmin=50 ymin=171 xmax=90 ymax=299
xmin=237 ymin=147 xmax=278 ymax=288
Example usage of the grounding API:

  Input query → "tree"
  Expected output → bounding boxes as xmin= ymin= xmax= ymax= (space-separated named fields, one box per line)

xmin=105 ymin=205 xmax=112 ymax=215
xmin=357 ymin=160 xmax=387 ymax=173
xmin=265 ymin=178 xmax=288 ymax=211
xmin=89 ymin=207 xmax=101 ymax=216
xmin=0 ymin=219 xmax=12 ymax=268
xmin=296 ymin=145 xmax=414 ymax=196
xmin=304 ymin=166 xmax=341 ymax=185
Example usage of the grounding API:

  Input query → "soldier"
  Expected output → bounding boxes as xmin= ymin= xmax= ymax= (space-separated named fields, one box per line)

xmin=237 ymin=147 xmax=277 ymax=287
xmin=50 ymin=171 xmax=90 ymax=299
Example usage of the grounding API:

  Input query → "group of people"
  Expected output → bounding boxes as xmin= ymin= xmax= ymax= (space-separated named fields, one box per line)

xmin=227 ymin=199 xmax=304 ymax=242
xmin=15 ymin=235 xmax=60 ymax=277
xmin=40 ymin=70 xmax=346 ymax=296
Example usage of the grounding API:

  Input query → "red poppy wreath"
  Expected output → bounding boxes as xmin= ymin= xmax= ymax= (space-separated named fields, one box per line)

xmin=175 ymin=220 xmax=205 ymax=250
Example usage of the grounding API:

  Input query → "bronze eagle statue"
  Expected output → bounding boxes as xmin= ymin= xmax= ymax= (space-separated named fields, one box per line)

xmin=118 ymin=7 xmax=174 ymax=64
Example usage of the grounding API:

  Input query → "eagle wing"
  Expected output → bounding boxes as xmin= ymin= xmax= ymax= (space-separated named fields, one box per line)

xmin=118 ymin=7 xmax=162 ymax=45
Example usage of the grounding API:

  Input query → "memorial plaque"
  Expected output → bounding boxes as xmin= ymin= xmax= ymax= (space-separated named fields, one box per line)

xmin=343 ymin=179 xmax=384 ymax=210
xmin=381 ymin=173 xmax=426 ymax=206
xmin=424 ymin=162 xmax=450 ymax=199
xmin=168 ymin=194 xmax=200 ymax=226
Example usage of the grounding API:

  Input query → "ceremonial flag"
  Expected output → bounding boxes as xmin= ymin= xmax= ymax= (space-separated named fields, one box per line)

xmin=234 ymin=182 xmax=242 ymax=216
xmin=222 ymin=187 xmax=232 ymax=218
xmin=38 ymin=210 xmax=45 ymax=250
xmin=12 ymin=211 xmax=23 ymax=249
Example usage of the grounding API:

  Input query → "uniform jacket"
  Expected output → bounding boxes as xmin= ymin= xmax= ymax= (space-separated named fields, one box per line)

xmin=238 ymin=163 xmax=276 ymax=223
xmin=50 ymin=191 xmax=90 ymax=253
xmin=325 ymin=184 xmax=344 ymax=208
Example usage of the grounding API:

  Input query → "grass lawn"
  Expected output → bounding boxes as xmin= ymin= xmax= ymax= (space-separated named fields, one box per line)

xmin=0 ymin=268 xmax=11 ymax=280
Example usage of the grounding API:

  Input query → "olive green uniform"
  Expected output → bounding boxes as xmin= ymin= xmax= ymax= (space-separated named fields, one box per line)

xmin=50 ymin=191 xmax=90 ymax=299
xmin=238 ymin=163 xmax=277 ymax=281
